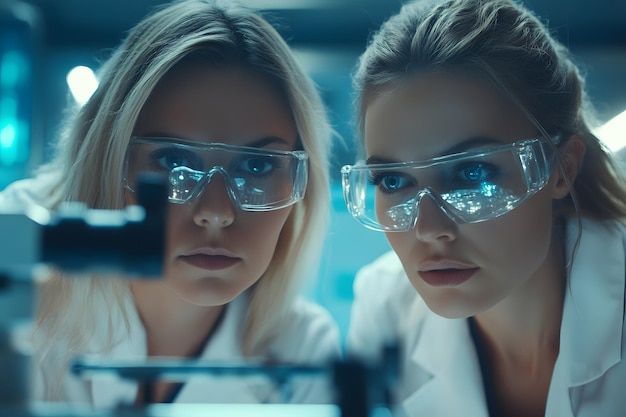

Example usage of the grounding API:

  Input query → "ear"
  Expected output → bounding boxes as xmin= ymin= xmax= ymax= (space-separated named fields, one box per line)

xmin=552 ymin=134 xmax=586 ymax=199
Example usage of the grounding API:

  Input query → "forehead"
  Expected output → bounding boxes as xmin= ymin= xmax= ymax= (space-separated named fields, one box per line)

xmin=363 ymin=72 xmax=536 ymax=160
xmin=134 ymin=63 xmax=297 ymax=149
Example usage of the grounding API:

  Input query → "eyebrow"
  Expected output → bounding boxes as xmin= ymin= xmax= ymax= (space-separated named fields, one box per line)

xmin=138 ymin=132 xmax=291 ymax=148
xmin=247 ymin=136 xmax=292 ymax=148
xmin=366 ymin=136 xmax=504 ymax=165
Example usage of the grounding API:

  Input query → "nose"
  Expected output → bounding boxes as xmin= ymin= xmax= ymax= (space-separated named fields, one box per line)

xmin=413 ymin=193 xmax=457 ymax=242
xmin=192 ymin=172 xmax=235 ymax=228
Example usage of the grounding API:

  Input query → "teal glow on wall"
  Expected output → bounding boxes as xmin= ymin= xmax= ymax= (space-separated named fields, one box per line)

xmin=0 ymin=6 xmax=35 ymax=167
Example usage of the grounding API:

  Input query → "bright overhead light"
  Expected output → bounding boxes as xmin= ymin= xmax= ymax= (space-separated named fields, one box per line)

xmin=66 ymin=65 xmax=98 ymax=106
xmin=595 ymin=109 xmax=626 ymax=153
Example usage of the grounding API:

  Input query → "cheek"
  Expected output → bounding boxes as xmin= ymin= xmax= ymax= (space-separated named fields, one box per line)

xmin=125 ymin=190 xmax=138 ymax=206
xmin=233 ymin=208 xmax=293 ymax=285
xmin=126 ymin=189 xmax=178 ymax=251
xmin=163 ymin=205 xmax=192 ymax=252
xmin=245 ymin=209 xmax=292 ymax=256
xmin=385 ymin=232 xmax=414 ymax=262
xmin=469 ymin=189 xmax=555 ymax=273
xmin=385 ymin=188 xmax=556 ymax=278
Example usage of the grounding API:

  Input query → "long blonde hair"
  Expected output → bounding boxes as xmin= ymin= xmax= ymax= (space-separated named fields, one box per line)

xmin=36 ymin=0 xmax=331 ymax=370
xmin=353 ymin=0 xmax=626 ymax=222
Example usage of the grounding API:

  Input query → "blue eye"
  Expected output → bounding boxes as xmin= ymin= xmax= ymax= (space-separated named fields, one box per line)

xmin=370 ymin=171 xmax=412 ymax=193
xmin=238 ymin=156 xmax=277 ymax=176
xmin=150 ymin=147 xmax=202 ymax=171
xmin=453 ymin=162 xmax=498 ymax=183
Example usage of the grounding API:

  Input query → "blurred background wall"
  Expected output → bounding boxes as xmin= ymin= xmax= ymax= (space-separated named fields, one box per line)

xmin=1 ymin=0 xmax=625 ymax=342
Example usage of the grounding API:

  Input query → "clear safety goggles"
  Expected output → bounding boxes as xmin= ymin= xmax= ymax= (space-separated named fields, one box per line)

xmin=123 ymin=137 xmax=308 ymax=211
xmin=341 ymin=138 xmax=557 ymax=232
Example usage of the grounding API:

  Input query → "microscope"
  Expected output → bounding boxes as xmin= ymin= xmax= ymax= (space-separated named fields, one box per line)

xmin=0 ymin=177 xmax=168 ymax=416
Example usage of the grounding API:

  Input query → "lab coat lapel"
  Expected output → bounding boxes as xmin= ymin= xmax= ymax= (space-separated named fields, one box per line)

xmin=88 ymin=291 xmax=279 ymax=405
xmin=402 ymin=313 xmax=489 ymax=417
xmin=546 ymin=220 xmax=625 ymax=416
xmin=90 ymin=293 xmax=145 ymax=407
xmin=175 ymin=294 xmax=281 ymax=403
xmin=90 ymin=366 xmax=139 ymax=407
xmin=399 ymin=220 xmax=625 ymax=417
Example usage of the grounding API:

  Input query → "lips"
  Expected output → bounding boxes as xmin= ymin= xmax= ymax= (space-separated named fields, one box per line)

xmin=179 ymin=247 xmax=241 ymax=271
xmin=418 ymin=260 xmax=479 ymax=287
xmin=180 ymin=254 xmax=240 ymax=270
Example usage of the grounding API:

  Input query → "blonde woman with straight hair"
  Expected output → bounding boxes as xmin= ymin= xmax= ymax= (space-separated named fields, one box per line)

xmin=0 ymin=0 xmax=339 ymax=405
xmin=343 ymin=0 xmax=626 ymax=416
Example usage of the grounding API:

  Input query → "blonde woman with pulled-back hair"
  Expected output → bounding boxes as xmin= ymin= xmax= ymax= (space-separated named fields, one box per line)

xmin=344 ymin=0 xmax=626 ymax=416
xmin=0 ymin=0 xmax=340 ymax=405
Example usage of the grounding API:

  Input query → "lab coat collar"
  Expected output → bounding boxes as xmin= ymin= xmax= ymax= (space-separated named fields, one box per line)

xmin=552 ymin=219 xmax=624 ymax=384
xmin=174 ymin=292 xmax=282 ymax=403
xmin=545 ymin=219 xmax=625 ymax=416
xmin=89 ymin=291 xmax=282 ymax=406
xmin=403 ymin=314 xmax=489 ymax=417
xmin=89 ymin=290 xmax=147 ymax=407
xmin=401 ymin=218 xmax=625 ymax=417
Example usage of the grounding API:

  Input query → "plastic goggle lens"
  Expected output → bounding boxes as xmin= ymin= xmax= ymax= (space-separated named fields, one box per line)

xmin=123 ymin=137 xmax=308 ymax=211
xmin=341 ymin=138 xmax=554 ymax=231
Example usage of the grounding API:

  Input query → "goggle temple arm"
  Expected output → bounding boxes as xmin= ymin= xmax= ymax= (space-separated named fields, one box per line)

xmin=517 ymin=139 xmax=556 ymax=193
xmin=293 ymin=156 xmax=308 ymax=200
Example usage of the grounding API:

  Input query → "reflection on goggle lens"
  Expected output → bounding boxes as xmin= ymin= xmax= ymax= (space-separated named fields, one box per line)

xmin=440 ymin=187 xmax=521 ymax=217
xmin=341 ymin=138 xmax=557 ymax=231
xmin=123 ymin=137 xmax=308 ymax=211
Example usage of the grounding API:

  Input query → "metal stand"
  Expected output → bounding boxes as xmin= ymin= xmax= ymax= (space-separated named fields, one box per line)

xmin=0 ymin=173 xmax=399 ymax=416
xmin=0 ymin=177 xmax=167 ymax=415
xmin=69 ymin=343 xmax=399 ymax=417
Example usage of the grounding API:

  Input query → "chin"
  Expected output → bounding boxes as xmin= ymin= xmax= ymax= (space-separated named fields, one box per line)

xmin=429 ymin=305 xmax=474 ymax=319
xmin=171 ymin=279 xmax=245 ymax=307
xmin=421 ymin=293 xmax=493 ymax=319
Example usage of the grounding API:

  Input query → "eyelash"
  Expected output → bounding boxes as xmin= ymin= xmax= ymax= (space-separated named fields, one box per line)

xmin=149 ymin=147 xmax=202 ymax=171
xmin=233 ymin=156 xmax=281 ymax=177
xmin=367 ymin=161 xmax=501 ymax=193
xmin=369 ymin=171 xmax=414 ymax=193
xmin=148 ymin=148 xmax=285 ymax=178
xmin=450 ymin=162 xmax=500 ymax=185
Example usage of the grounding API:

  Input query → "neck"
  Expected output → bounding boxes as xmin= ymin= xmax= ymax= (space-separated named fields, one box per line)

xmin=474 ymin=235 xmax=566 ymax=370
xmin=130 ymin=281 xmax=224 ymax=357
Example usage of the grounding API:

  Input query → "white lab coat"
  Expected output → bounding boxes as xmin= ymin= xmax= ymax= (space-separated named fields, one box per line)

xmin=35 ymin=291 xmax=341 ymax=405
xmin=0 ymin=174 xmax=57 ymax=210
xmin=347 ymin=218 xmax=626 ymax=417
xmin=0 ymin=177 xmax=341 ymax=405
